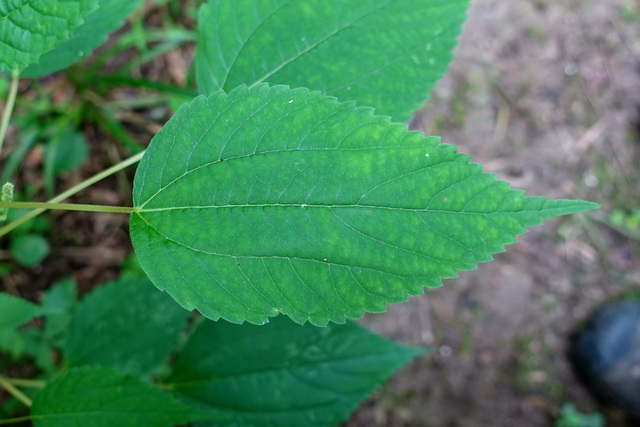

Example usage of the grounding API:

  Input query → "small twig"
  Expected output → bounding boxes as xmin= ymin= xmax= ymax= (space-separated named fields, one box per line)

xmin=0 ymin=374 xmax=32 ymax=408
xmin=0 ymin=69 xmax=20 ymax=160
xmin=3 ymin=378 xmax=45 ymax=388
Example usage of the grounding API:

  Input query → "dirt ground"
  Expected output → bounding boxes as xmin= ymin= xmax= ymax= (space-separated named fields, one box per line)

xmin=349 ymin=0 xmax=640 ymax=425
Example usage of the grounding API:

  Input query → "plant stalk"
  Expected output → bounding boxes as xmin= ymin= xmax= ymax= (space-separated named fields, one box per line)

xmin=0 ymin=70 xmax=20 ymax=160
xmin=0 ymin=201 xmax=134 ymax=214
xmin=0 ymin=375 xmax=32 ymax=408
xmin=0 ymin=150 xmax=145 ymax=237
xmin=3 ymin=378 xmax=45 ymax=388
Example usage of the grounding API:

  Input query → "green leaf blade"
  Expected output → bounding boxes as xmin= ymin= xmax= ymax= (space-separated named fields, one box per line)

xmin=0 ymin=0 xmax=98 ymax=72
xmin=22 ymin=0 xmax=144 ymax=77
xmin=31 ymin=366 xmax=199 ymax=427
xmin=0 ymin=292 xmax=39 ymax=333
xmin=168 ymin=316 xmax=426 ymax=427
xmin=63 ymin=278 xmax=191 ymax=376
xmin=131 ymin=84 xmax=598 ymax=326
xmin=10 ymin=233 xmax=50 ymax=267
xmin=196 ymin=0 xmax=470 ymax=121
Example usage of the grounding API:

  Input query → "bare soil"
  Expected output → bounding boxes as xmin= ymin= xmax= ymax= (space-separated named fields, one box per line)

xmin=349 ymin=0 xmax=640 ymax=425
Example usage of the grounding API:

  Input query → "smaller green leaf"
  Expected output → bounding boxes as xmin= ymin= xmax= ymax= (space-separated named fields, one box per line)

xmin=48 ymin=130 xmax=89 ymax=175
xmin=168 ymin=316 xmax=427 ymax=426
xmin=0 ymin=0 xmax=98 ymax=72
xmin=10 ymin=234 xmax=50 ymax=267
xmin=64 ymin=278 xmax=190 ymax=376
xmin=41 ymin=278 xmax=77 ymax=346
xmin=0 ymin=327 xmax=56 ymax=373
xmin=44 ymin=128 xmax=89 ymax=195
xmin=30 ymin=366 xmax=203 ymax=427
xmin=0 ymin=328 xmax=50 ymax=371
xmin=0 ymin=293 xmax=39 ymax=332
xmin=22 ymin=0 xmax=144 ymax=77
xmin=119 ymin=253 xmax=146 ymax=279
xmin=0 ymin=328 xmax=24 ymax=358
xmin=196 ymin=0 xmax=470 ymax=121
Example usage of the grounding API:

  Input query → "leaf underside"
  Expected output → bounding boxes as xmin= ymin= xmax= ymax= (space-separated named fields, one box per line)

xmin=0 ymin=0 xmax=98 ymax=72
xmin=130 ymin=84 xmax=598 ymax=326
xmin=22 ymin=0 xmax=143 ymax=77
xmin=169 ymin=316 xmax=426 ymax=427
xmin=196 ymin=0 xmax=469 ymax=121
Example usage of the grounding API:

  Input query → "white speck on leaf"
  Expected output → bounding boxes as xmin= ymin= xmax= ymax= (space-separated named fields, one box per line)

xmin=425 ymin=154 xmax=430 ymax=157
xmin=289 ymin=100 xmax=294 ymax=104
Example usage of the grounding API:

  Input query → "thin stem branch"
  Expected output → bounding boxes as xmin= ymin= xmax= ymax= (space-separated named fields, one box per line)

xmin=0 ymin=375 xmax=32 ymax=408
xmin=2 ymin=378 xmax=45 ymax=388
xmin=0 ymin=150 xmax=145 ymax=237
xmin=0 ymin=416 xmax=32 ymax=425
xmin=0 ymin=201 xmax=134 ymax=214
xmin=0 ymin=69 xmax=20 ymax=159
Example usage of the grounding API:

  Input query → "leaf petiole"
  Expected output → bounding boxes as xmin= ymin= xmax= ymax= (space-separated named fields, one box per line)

xmin=0 ymin=201 xmax=133 ymax=214
xmin=0 ymin=150 xmax=145 ymax=237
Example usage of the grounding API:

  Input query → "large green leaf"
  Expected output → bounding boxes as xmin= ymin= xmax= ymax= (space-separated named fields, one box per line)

xmin=30 ymin=366 xmax=202 ymax=427
xmin=63 ymin=278 xmax=190 ymax=376
xmin=22 ymin=0 xmax=143 ymax=77
xmin=0 ymin=0 xmax=98 ymax=72
xmin=168 ymin=315 xmax=426 ymax=426
xmin=0 ymin=292 xmax=39 ymax=333
xmin=196 ymin=0 xmax=469 ymax=121
xmin=130 ymin=84 xmax=598 ymax=326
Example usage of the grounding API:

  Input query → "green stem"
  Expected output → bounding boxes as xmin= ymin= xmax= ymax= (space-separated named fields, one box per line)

xmin=0 ymin=375 xmax=32 ymax=408
xmin=0 ymin=69 xmax=20 ymax=159
xmin=0 ymin=201 xmax=133 ymax=214
xmin=3 ymin=378 xmax=45 ymax=388
xmin=0 ymin=150 xmax=145 ymax=238
xmin=0 ymin=416 xmax=32 ymax=425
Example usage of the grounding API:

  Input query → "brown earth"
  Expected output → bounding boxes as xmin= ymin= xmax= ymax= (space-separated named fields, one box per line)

xmin=349 ymin=0 xmax=640 ymax=425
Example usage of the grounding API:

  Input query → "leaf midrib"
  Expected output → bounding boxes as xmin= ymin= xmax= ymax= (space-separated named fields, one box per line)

xmin=136 ymin=203 xmax=517 ymax=214
xmin=133 ymin=211 xmax=440 ymax=278
xmin=170 ymin=349 xmax=416 ymax=388
xmin=136 ymin=143 xmax=438 ymax=209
